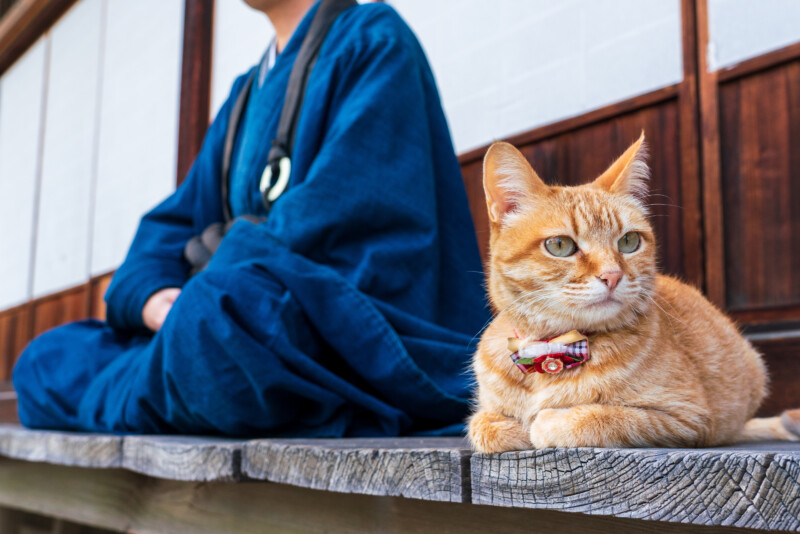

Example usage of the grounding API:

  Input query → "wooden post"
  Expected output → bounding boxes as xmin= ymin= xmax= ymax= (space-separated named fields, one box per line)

xmin=694 ymin=0 xmax=726 ymax=307
xmin=176 ymin=0 xmax=214 ymax=186
xmin=677 ymin=0 xmax=704 ymax=290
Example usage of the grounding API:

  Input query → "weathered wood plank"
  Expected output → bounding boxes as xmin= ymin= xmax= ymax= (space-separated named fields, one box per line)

xmin=471 ymin=443 xmax=800 ymax=530
xmin=0 ymin=458 xmax=764 ymax=534
xmin=121 ymin=435 xmax=242 ymax=482
xmin=242 ymin=437 xmax=470 ymax=503
xmin=0 ymin=424 xmax=120 ymax=468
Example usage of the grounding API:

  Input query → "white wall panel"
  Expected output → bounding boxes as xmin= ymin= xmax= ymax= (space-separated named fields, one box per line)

xmin=91 ymin=0 xmax=184 ymax=275
xmin=33 ymin=0 xmax=103 ymax=297
xmin=211 ymin=1 xmax=273 ymax=116
xmin=0 ymin=40 xmax=48 ymax=308
xmin=392 ymin=0 xmax=683 ymax=153
xmin=708 ymin=0 xmax=800 ymax=71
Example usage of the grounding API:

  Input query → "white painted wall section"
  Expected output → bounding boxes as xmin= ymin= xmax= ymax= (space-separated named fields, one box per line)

xmin=33 ymin=0 xmax=104 ymax=297
xmin=707 ymin=0 xmax=800 ymax=71
xmin=0 ymin=40 xmax=48 ymax=309
xmin=392 ymin=0 xmax=683 ymax=153
xmin=211 ymin=1 xmax=273 ymax=116
xmin=210 ymin=0 xmax=375 ymax=116
xmin=91 ymin=0 xmax=184 ymax=275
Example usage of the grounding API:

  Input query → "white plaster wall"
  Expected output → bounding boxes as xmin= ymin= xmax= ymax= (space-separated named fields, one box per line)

xmin=707 ymin=0 xmax=800 ymax=71
xmin=0 ymin=40 xmax=48 ymax=309
xmin=210 ymin=1 xmax=682 ymax=154
xmin=211 ymin=0 xmax=273 ymax=116
xmin=33 ymin=0 xmax=104 ymax=297
xmin=91 ymin=0 xmax=184 ymax=275
xmin=392 ymin=0 xmax=683 ymax=153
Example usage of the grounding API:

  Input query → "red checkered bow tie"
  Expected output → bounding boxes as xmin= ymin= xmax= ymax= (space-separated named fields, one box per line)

xmin=508 ymin=330 xmax=590 ymax=375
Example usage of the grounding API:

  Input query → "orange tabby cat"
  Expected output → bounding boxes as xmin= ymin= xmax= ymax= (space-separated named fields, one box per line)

xmin=468 ymin=133 xmax=800 ymax=453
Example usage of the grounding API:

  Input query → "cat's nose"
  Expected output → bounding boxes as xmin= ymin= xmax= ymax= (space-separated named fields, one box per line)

xmin=598 ymin=270 xmax=623 ymax=290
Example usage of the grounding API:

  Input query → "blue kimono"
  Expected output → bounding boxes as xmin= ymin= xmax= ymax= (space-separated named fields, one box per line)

xmin=13 ymin=2 xmax=489 ymax=437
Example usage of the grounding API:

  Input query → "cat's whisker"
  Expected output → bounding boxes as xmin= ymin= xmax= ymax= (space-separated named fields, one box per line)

xmin=645 ymin=294 xmax=689 ymax=328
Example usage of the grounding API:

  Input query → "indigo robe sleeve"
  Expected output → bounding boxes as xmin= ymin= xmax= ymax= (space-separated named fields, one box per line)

xmin=104 ymin=73 xmax=251 ymax=333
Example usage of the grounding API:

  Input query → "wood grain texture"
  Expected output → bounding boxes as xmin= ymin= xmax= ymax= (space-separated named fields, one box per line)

xmin=242 ymin=437 xmax=470 ymax=503
xmin=0 ymin=304 xmax=32 ymax=381
xmin=0 ymin=424 xmax=120 ymax=468
xmin=31 ymin=284 xmax=88 ymax=338
xmin=718 ymin=60 xmax=800 ymax=312
xmin=471 ymin=443 xmax=800 ymax=530
xmin=122 ymin=435 xmax=241 ymax=482
xmin=176 ymin=0 xmax=213 ymax=186
xmin=0 ymin=0 xmax=77 ymax=77
xmin=0 ymin=458 xmax=765 ymax=534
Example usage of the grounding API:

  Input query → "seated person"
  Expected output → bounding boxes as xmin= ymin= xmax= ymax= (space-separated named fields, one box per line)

xmin=12 ymin=0 xmax=489 ymax=437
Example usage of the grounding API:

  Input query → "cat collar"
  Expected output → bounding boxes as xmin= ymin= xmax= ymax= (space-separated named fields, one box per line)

xmin=508 ymin=330 xmax=589 ymax=375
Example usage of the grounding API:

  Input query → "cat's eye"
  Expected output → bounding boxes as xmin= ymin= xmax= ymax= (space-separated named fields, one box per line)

xmin=618 ymin=231 xmax=641 ymax=253
xmin=544 ymin=236 xmax=577 ymax=257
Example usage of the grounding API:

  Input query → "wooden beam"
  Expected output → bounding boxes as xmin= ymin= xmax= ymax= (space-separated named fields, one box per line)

xmin=242 ymin=437 xmax=470 ymax=502
xmin=0 ymin=0 xmax=76 ymax=77
xmin=471 ymin=443 xmax=800 ymax=530
xmin=176 ymin=0 xmax=214 ymax=186
xmin=731 ymin=305 xmax=800 ymax=326
xmin=695 ymin=0 xmax=726 ymax=307
xmin=122 ymin=435 xmax=241 ymax=482
xmin=0 ymin=458 xmax=771 ymax=534
xmin=457 ymin=84 xmax=680 ymax=166
xmin=0 ymin=424 xmax=121 ymax=469
xmin=718 ymin=40 xmax=800 ymax=83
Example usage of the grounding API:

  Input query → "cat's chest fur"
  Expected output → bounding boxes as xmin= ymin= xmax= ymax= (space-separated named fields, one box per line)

xmin=476 ymin=314 xmax=653 ymax=424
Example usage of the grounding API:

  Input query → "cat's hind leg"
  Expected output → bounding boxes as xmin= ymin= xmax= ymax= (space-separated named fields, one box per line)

xmin=468 ymin=410 xmax=531 ymax=453
xmin=529 ymin=404 xmax=705 ymax=448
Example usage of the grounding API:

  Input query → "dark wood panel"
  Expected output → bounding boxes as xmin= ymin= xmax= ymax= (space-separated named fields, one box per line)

xmin=753 ymin=333 xmax=800 ymax=416
xmin=0 ymin=305 xmax=31 ymax=382
xmin=0 ymin=0 xmax=77 ymax=77
xmin=458 ymin=85 xmax=680 ymax=166
xmin=31 ymin=285 xmax=89 ymax=339
xmin=719 ymin=60 xmax=800 ymax=312
xmin=461 ymin=101 xmax=685 ymax=279
xmin=176 ymin=0 xmax=214 ymax=186
xmin=460 ymin=160 xmax=489 ymax=265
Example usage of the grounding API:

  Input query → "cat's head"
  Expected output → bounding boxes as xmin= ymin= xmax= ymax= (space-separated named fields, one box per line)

xmin=483 ymin=133 xmax=657 ymax=335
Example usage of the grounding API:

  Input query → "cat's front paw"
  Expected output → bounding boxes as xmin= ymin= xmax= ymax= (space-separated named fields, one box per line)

xmin=468 ymin=410 xmax=531 ymax=453
xmin=529 ymin=408 xmax=572 ymax=448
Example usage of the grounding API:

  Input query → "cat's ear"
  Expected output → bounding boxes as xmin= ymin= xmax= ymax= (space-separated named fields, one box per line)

xmin=592 ymin=131 xmax=649 ymax=199
xmin=483 ymin=142 xmax=548 ymax=224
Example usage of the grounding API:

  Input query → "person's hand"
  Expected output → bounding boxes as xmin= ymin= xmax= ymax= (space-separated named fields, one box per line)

xmin=142 ymin=288 xmax=181 ymax=332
